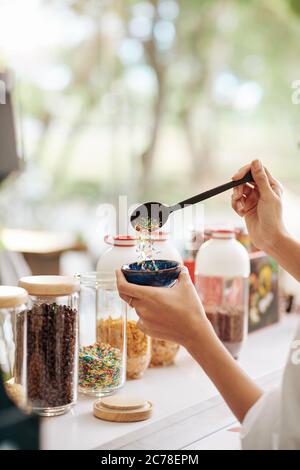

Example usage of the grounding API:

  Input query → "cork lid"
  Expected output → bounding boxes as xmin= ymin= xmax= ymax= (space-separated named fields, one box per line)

xmin=0 ymin=286 xmax=28 ymax=308
xmin=19 ymin=275 xmax=80 ymax=296
xmin=94 ymin=393 xmax=153 ymax=423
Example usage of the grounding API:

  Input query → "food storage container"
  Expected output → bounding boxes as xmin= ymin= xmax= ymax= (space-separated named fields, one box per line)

xmin=97 ymin=233 xmax=182 ymax=275
xmin=97 ymin=235 xmax=151 ymax=379
xmin=150 ymin=339 xmax=180 ymax=367
xmin=126 ymin=306 xmax=151 ymax=379
xmin=183 ymin=228 xmax=204 ymax=283
xmin=98 ymin=233 xmax=182 ymax=370
xmin=18 ymin=276 xmax=79 ymax=416
xmin=0 ymin=286 xmax=28 ymax=397
xmin=150 ymin=232 xmax=182 ymax=263
xmin=235 ymin=226 xmax=251 ymax=252
xmin=149 ymin=233 xmax=182 ymax=368
xmin=97 ymin=235 xmax=138 ymax=274
xmin=195 ymin=230 xmax=250 ymax=359
xmin=78 ymin=272 xmax=126 ymax=396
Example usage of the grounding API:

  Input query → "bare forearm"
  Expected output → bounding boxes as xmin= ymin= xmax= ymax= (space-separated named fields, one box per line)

xmin=186 ymin=322 xmax=263 ymax=423
xmin=264 ymin=232 xmax=300 ymax=283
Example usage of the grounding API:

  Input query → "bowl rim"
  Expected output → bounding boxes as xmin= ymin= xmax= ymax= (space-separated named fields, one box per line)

xmin=121 ymin=259 xmax=181 ymax=274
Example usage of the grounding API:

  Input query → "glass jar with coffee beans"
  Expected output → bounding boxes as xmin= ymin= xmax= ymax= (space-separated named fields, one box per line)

xmin=18 ymin=276 xmax=79 ymax=416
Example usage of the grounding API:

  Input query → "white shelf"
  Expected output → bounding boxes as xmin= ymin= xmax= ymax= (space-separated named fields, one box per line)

xmin=41 ymin=314 xmax=299 ymax=450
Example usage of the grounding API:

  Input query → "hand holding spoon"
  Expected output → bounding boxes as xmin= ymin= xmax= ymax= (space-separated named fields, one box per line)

xmin=130 ymin=170 xmax=254 ymax=231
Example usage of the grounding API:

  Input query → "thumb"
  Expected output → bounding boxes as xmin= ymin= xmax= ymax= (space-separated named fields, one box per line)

xmin=177 ymin=266 xmax=192 ymax=285
xmin=251 ymin=159 xmax=272 ymax=199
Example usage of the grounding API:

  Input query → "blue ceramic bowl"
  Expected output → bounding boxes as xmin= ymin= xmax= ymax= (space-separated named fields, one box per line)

xmin=121 ymin=260 xmax=181 ymax=287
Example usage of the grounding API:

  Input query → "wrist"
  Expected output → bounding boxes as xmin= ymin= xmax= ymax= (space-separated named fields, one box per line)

xmin=262 ymin=228 xmax=290 ymax=255
xmin=183 ymin=316 xmax=217 ymax=354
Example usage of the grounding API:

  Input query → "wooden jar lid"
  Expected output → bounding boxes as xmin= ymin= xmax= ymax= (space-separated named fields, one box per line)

xmin=19 ymin=275 xmax=80 ymax=296
xmin=94 ymin=394 xmax=153 ymax=422
xmin=0 ymin=286 xmax=28 ymax=308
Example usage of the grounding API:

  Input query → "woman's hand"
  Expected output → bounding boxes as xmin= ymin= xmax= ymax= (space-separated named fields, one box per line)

xmin=116 ymin=267 xmax=211 ymax=349
xmin=117 ymin=267 xmax=263 ymax=423
xmin=231 ymin=159 xmax=287 ymax=251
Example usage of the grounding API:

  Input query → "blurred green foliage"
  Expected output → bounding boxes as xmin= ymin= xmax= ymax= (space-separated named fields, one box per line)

xmin=5 ymin=0 xmax=300 ymax=203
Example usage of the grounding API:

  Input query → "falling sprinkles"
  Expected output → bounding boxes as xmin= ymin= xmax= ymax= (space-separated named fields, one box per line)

xmin=135 ymin=217 xmax=160 ymax=271
xmin=78 ymin=342 xmax=122 ymax=390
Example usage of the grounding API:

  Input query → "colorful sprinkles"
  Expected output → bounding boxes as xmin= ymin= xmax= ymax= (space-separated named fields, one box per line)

xmin=135 ymin=217 xmax=160 ymax=271
xmin=78 ymin=342 xmax=122 ymax=390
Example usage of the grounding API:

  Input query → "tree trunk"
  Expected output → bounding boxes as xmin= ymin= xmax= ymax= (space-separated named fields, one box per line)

xmin=181 ymin=108 xmax=214 ymax=187
xmin=140 ymin=78 xmax=165 ymax=193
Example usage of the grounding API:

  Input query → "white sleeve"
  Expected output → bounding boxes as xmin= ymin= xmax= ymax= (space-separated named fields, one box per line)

xmin=278 ymin=322 xmax=300 ymax=449
xmin=241 ymin=321 xmax=300 ymax=450
xmin=240 ymin=387 xmax=281 ymax=450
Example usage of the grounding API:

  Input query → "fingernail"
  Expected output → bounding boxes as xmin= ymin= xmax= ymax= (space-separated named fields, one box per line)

xmin=253 ymin=159 xmax=262 ymax=171
xmin=237 ymin=201 xmax=244 ymax=211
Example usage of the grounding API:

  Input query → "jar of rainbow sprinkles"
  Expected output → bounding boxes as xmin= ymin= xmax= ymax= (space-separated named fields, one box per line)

xmin=78 ymin=272 xmax=126 ymax=396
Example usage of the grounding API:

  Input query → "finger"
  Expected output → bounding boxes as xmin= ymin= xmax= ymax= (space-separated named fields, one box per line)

xmin=243 ymin=189 xmax=259 ymax=213
xmin=243 ymin=183 xmax=257 ymax=198
xmin=116 ymin=270 xmax=151 ymax=300
xmin=231 ymin=194 xmax=245 ymax=216
xmin=136 ymin=319 xmax=161 ymax=338
xmin=118 ymin=293 xmax=140 ymax=312
xmin=136 ymin=318 xmax=152 ymax=335
xmin=242 ymin=185 xmax=252 ymax=197
xmin=136 ymin=318 xmax=144 ymax=331
xmin=264 ymin=167 xmax=283 ymax=196
xmin=177 ymin=266 xmax=192 ymax=285
xmin=119 ymin=293 xmax=132 ymax=304
xmin=232 ymin=185 xmax=243 ymax=199
xmin=250 ymin=160 xmax=272 ymax=200
xmin=232 ymin=164 xmax=251 ymax=181
xmin=121 ymin=295 xmax=140 ymax=311
xmin=232 ymin=183 xmax=249 ymax=200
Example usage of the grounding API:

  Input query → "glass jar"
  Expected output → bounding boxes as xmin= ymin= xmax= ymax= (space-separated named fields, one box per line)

xmin=150 ymin=339 xmax=180 ymax=367
xmin=0 ymin=286 xmax=28 ymax=409
xmin=18 ymin=276 xmax=79 ymax=416
xmin=195 ymin=230 xmax=250 ymax=359
xmin=149 ymin=232 xmax=182 ymax=368
xmin=78 ymin=272 xmax=126 ymax=396
xmin=97 ymin=235 xmax=139 ymax=275
xmin=97 ymin=233 xmax=182 ymax=276
xmin=150 ymin=232 xmax=182 ymax=263
xmin=126 ymin=306 xmax=151 ymax=379
xmin=183 ymin=228 xmax=204 ymax=284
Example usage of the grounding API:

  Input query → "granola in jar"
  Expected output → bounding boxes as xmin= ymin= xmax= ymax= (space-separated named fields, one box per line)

xmin=150 ymin=339 xmax=180 ymax=367
xmin=97 ymin=317 xmax=151 ymax=379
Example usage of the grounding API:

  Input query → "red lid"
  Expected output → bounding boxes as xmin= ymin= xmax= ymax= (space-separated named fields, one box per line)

xmin=114 ymin=235 xmax=137 ymax=241
xmin=150 ymin=231 xmax=169 ymax=241
xmin=104 ymin=235 xmax=137 ymax=247
xmin=210 ymin=229 xmax=236 ymax=239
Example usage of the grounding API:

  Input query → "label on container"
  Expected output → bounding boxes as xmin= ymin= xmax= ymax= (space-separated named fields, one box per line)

xmin=195 ymin=275 xmax=248 ymax=350
xmin=195 ymin=275 xmax=246 ymax=308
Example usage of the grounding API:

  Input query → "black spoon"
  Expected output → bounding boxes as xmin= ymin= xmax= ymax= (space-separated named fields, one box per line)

xmin=130 ymin=169 xmax=254 ymax=231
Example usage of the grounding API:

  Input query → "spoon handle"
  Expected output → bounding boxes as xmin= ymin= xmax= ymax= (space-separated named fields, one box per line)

xmin=170 ymin=170 xmax=254 ymax=211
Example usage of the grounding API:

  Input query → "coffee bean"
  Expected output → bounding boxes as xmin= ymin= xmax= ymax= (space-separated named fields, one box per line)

xmin=16 ymin=303 xmax=78 ymax=409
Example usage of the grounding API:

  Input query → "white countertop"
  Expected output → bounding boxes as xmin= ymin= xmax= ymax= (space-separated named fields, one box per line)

xmin=41 ymin=314 xmax=299 ymax=450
